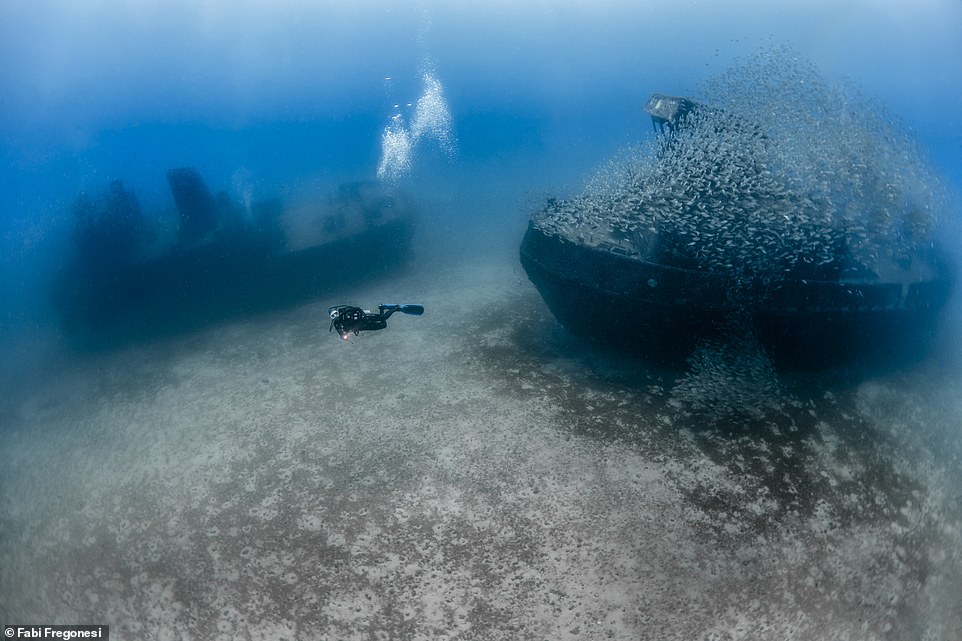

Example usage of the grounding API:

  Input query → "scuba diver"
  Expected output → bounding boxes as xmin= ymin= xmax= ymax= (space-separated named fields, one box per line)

xmin=328 ymin=303 xmax=424 ymax=340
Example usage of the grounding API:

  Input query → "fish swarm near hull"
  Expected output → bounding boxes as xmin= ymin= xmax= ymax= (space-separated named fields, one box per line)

xmin=533 ymin=48 xmax=949 ymax=291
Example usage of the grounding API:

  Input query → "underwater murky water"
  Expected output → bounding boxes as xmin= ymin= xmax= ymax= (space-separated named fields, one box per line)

xmin=2 ymin=5 xmax=961 ymax=637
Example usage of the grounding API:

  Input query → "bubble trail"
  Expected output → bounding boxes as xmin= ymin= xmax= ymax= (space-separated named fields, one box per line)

xmin=376 ymin=115 xmax=414 ymax=184
xmin=376 ymin=70 xmax=456 ymax=184
xmin=410 ymin=72 xmax=455 ymax=157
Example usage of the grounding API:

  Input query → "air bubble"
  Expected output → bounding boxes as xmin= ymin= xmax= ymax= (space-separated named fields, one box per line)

xmin=376 ymin=70 xmax=456 ymax=184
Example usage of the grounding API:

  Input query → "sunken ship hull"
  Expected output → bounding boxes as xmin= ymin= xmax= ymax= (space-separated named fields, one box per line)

xmin=521 ymin=223 xmax=952 ymax=368
xmin=55 ymin=171 xmax=415 ymax=346
xmin=520 ymin=92 xmax=955 ymax=370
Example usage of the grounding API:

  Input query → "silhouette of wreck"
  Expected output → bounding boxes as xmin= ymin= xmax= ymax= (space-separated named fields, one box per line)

xmin=55 ymin=169 xmax=414 ymax=346
xmin=521 ymin=94 xmax=954 ymax=369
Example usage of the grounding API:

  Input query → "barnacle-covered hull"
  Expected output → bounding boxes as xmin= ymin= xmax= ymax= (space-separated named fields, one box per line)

xmin=520 ymin=223 xmax=953 ymax=368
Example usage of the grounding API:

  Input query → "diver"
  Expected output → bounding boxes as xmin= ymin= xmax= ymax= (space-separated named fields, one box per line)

xmin=328 ymin=303 xmax=424 ymax=340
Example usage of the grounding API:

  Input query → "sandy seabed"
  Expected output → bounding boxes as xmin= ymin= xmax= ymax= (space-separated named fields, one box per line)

xmin=1 ymin=253 xmax=961 ymax=640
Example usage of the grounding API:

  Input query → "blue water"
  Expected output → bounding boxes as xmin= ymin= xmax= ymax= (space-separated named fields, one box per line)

xmin=0 ymin=2 xmax=959 ymax=388
xmin=2 ymin=0 xmax=960 ymax=398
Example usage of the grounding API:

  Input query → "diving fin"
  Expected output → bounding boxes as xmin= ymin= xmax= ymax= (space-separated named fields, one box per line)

xmin=380 ymin=304 xmax=424 ymax=316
